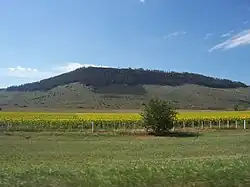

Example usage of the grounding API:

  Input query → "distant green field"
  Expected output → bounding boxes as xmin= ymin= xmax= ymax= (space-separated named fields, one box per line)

xmin=1 ymin=131 xmax=250 ymax=186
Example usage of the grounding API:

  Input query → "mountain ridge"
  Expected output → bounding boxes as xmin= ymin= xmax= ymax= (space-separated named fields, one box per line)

xmin=6 ymin=67 xmax=248 ymax=92
xmin=1 ymin=67 xmax=250 ymax=111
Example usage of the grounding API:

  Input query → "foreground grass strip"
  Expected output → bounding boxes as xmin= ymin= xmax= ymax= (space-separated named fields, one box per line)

xmin=1 ymin=131 xmax=250 ymax=186
xmin=1 ymin=158 xmax=250 ymax=187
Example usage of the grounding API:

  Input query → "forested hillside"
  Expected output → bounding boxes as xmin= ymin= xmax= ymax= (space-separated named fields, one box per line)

xmin=6 ymin=67 xmax=247 ymax=92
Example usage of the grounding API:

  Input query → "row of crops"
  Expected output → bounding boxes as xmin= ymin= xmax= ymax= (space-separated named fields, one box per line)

xmin=1 ymin=111 xmax=250 ymax=132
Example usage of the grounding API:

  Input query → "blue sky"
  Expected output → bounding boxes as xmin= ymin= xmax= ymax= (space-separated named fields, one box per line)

xmin=1 ymin=0 xmax=250 ymax=88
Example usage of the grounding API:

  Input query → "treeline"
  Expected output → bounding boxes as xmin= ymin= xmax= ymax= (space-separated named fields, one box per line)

xmin=6 ymin=67 xmax=248 ymax=91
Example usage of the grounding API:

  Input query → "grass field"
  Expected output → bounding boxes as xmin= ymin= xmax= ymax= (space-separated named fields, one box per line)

xmin=1 ymin=131 xmax=250 ymax=187
xmin=1 ymin=111 xmax=250 ymax=186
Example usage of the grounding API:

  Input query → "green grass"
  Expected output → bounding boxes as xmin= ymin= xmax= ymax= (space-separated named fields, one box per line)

xmin=1 ymin=131 xmax=250 ymax=186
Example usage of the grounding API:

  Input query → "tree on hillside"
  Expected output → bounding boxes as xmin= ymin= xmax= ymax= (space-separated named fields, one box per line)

xmin=141 ymin=98 xmax=178 ymax=134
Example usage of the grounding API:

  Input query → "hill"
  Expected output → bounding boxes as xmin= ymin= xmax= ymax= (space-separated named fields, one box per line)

xmin=1 ymin=67 xmax=250 ymax=111
xmin=6 ymin=67 xmax=247 ymax=92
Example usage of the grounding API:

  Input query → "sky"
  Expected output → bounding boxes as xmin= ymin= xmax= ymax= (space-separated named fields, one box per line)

xmin=1 ymin=0 xmax=250 ymax=88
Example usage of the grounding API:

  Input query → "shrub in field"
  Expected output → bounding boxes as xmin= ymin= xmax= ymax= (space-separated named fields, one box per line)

xmin=141 ymin=98 xmax=177 ymax=134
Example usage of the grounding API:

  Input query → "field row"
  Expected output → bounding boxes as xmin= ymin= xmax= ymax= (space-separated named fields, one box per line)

xmin=1 ymin=111 xmax=250 ymax=120
xmin=1 ymin=111 xmax=250 ymax=131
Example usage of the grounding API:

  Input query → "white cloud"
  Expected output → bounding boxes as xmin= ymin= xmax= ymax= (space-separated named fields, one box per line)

xmin=8 ymin=66 xmax=38 ymax=73
xmin=204 ymin=33 xmax=213 ymax=40
xmin=0 ymin=63 xmax=111 ymax=87
xmin=54 ymin=62 xmax=84 ymax=73
xmin=164 ymin=31 xmax=187 ymax=39
xmin=220 ymin=30 xmax=234 ymax=38
xmin=0 ymin=84 xmax=7 ymax=89
xmin=53 ymin=62 xmax=110 ymax=74
xmin=140 ymin=0 xmax=145 ymax=3
xmin=3 ymin=62 xmax=110 ymax=80
xmin=209 ymin=29 xmax=250 ymax=52
xmin=7 ymin=66 xmax=53 ymax=79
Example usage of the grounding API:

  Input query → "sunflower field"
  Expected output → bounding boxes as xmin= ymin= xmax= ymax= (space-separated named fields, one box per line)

xmin=0 ymin=111 xmax=250 ymax=132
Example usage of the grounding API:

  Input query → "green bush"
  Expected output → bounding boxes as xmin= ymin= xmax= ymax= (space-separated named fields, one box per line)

xmin=141 ymin=98 xmax=177 ymax=134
